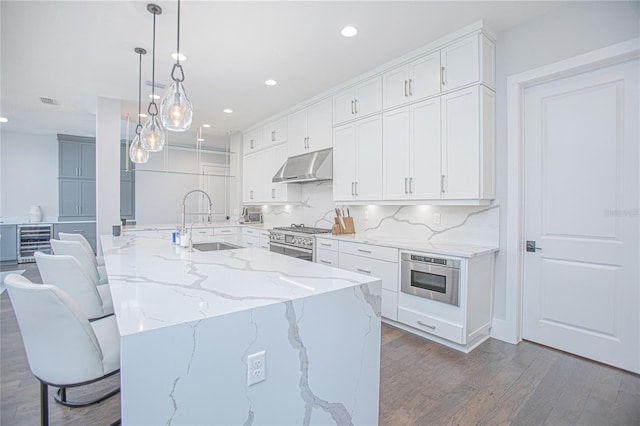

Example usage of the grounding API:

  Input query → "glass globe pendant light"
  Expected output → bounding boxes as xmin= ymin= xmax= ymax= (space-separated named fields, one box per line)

xmin=160 ymin=0 xmax=193 ymax=132
xmin=140 ymin=3 xmax=166 ymax=152
xmin=130 ymin=47 xmax=149 ymax=164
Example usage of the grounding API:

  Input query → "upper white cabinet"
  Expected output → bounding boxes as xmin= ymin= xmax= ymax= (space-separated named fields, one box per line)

xmin=441 ymin=85 xmax=495 ymax=200
xmin=333 ymin=76 xmax=383 ymax=125
xmin=262 ymin=117 xmax=287 ymax=149
xmin=287 ymin=98 xmax=333 ymax=157
xmin=383 ymin=97 xmax=441 ymax=200
xmin=242 ymin=144 xmax=300 ymax=204
xmin=382 ymin=34 xmax=495 ymax=110
xmin=333 ymin=115 xmax=383 ymax=201
xmin=243 ymin=128 xmax=262 ymax=153
xmin=383 ymin=52 xmax=441 ymax=109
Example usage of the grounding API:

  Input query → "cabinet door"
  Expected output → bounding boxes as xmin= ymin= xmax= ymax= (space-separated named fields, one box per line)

xmin=355 ymin=115 xmax=383 ymax=200
xmin=263 ymin=117 xmax=287 ymax=148
xmin=441 ymin=34 xmax=479 ymax=92
xmin=79 ymin=180 xmax=96 ymax=217
xmin=287 ymin=108 xmax=308 ymax=157
xmin=59 ymin=180 xmax=80 ymax=217
xmin=333 ymin=123 xmax=357 ymax=201
xmin=441 ymin=86 xmax=479 ymax=199
xmin=306 ymin=98 xmax=333 ymax=152
xmin=243 ymin=129 xmax=262 ymax=153
xmin=242 ymin=154 xmax=259 ymax=203
xmin=383 ymin=64 xmax=410 ymax=110
xmin=59 ymin=141 xmax=80 ymax=177
xmin=120 ymin=180 xmax=135 ymax=218
xmin=383 ymin=107 xmax=411 ymax=200
xmin=79 ymin=143 xmax=96 ymax=178
xmin=355 ymin=75 xmax=382 ymax=118
xmin=268 ymin=145 xmax=289 ymax=202
xmin=0 ymin=225 xmax=17 ymax=262
xmin=333 ymin=88 xmax=356 ymax=126
xmin=411 ymin=98 xmax=442 ymax=199
xmin=410 ymin=51 xmax=441 ymax=100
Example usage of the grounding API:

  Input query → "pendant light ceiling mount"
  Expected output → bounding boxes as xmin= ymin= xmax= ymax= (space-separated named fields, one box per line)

xmin=147 ymin=3 xmax=162 ymax=16
xmin=134 ymin=47 xmax=147 ymax=56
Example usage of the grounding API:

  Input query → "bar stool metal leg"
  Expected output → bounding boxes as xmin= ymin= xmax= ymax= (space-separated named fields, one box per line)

xmin=40 ymin=382 xmax=48 ymax=426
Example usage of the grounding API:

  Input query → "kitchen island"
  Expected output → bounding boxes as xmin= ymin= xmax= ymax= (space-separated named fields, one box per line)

xmin=101 ymin=231 xmax=382 ymax=426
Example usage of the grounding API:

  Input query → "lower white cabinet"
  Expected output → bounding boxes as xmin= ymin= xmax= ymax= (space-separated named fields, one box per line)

xmin=315 ymin=248 xmax=339 ymax=267
xmin=241 ymin=227 xmax=260 ymax=248
xmin=213 ymin=226 xmax=239 ymax=245
xmin=259 ymin=230 xmax=270 ymax=250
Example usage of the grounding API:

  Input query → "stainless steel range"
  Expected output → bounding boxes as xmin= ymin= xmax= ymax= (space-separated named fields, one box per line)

xmin=269 ymin=224 xmax=332 ymax=262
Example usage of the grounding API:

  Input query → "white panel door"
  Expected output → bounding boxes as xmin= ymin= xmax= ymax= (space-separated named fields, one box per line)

xmin=523 ymin=59 xmax=639 ymax=373
xmin=382 ymin=107 xmax=410 ymax=200
xmin=333 ymin=88 xmax=356 ymax=125
xmin=355 ymin=115 xmax=383 ymax=200
xmin=410 ymin=97 xmax=441 ymax=199
xmin=333 ymin=123 xmax=357 ymax=201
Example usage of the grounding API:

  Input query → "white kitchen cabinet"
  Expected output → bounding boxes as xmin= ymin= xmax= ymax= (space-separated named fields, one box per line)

xmin=213 ymin=226 xmax=239 ymax=245
xmin=315 ymin=237 xmax=339 ymax=267
xmin=243 ymin=144 xmax=300 ymax=204
xmin=242 ymin=227 xmax=260 ymax=248
xmin=243 ymin=128 xmax=262 ymax=153
xmin=333 ymin=76 xmax=382 ymax=125
xmin=440 ymin=35 xmax=479 ymax=92
xmin=259 ymin=230 xmax=270 ymax=250
xmin=383 ymin=52 xmax=440 ymax=109
xmin=441 ymin=85 xmax=495 ymax=200
xmin=262 ymin=117 xmax=287 ymax=149
xmin=333 ymin=115 xmax=383 ymax=201
xmin=287 ymin=98 xmax=332 ymax=157
xmin=338 ymin=241 xmax=399 ymax=321
xmin=383 ymin=98 xmax=441 ymax=200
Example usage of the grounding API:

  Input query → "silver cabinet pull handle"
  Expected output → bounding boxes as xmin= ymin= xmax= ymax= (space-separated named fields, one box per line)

xmin=354 ymin=99 xmax=358 ymax=114
xmin=355 ymin=181 xmax=358 ymax=196
xmin=272 ymin=188 xmax=276 ymax=199
xmin=271 ymin=131 xmax=275 ymax=141
xmin=357 ymin=248 xmax=372 ymax=253
xmin=417 ymin=321 xmax=436 ymax=330
xmin=441 ymin=175 xmax=445 ymax=193
xmin=250 ymin=139 xmax=254 ymax=149
xmin=72 ymin=229 xmax=84 ymax=233
xmin=320 ymin=242 xmax=332 ymax=247
xmin=357 ymin=268 xmax=371 ymax=274
xmin=404 ymin=80 xmax=408 ymax=97
xmin=220 ymin=230 xmax=231 ymax=233
xmin=408 ymin=79 xmax=413 ymax=96
xmin=320 ymin=260 xmax=332 ymax=264
xmin=351 ymin=100 xmax=355 ymax=114
xmin=441 ymin=67 xmax=445 ymax=86
xmin=250 ymin=190 xmax=254 ymax=200
xmin=351 ymin=182 xmax=355 ymax=196
xmin=404 ymin=177 xmax=408 ymax=194
xmin=409 ymin=177 xmax=413 ymax=194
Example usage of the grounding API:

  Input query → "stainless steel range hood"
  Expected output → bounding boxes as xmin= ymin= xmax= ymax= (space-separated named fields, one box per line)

xmin=272 ymin=148 xmax=333 ymax=183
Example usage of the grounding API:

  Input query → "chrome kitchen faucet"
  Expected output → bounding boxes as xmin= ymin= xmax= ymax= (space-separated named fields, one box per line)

xmin=181 ymin=189 xmax=213 ymax=238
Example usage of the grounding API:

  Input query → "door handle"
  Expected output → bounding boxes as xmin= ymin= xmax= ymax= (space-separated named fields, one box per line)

xmin=356 ymin=268 xmax=371 ymax=274
xmin=441 ymin=67 xmax=445 ymax=86
xmin=354 ymin=99 xmax=358 ymax=114
xmin=526 ymin=241 xmax=542 ymax=252
xmin=441 ymin=175 xmax=445 ymax=193
xmin=417 ymin=321 xmax=436 ymax=330
xmin=271 ymin=131 xmax=275 ymax=142
xmin=404 ymin=177 xmax=408 ymax=194
xmin=250 ymin=139 xmax=254 ymax=149
xmin=271 ymin=188 xmax=276 ymax=199
xmin=408 ymin=79 xmax=413 ymax=96
xmin=351 ymin=100 xmax=355 ymax=114
xmin=404 ymin=80 xmax=408 ymax=97
xmin=351 ymin=182 xmax=355 ymax=196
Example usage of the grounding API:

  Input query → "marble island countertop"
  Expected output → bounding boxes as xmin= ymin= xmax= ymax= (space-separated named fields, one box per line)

xmin=317 ymin=232 xmax=498 ymax=258
xmin=100 ymin=232 xmax=380 ymax=337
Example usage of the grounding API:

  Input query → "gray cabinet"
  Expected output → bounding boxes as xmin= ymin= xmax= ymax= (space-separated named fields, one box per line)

xmin=53 ymin=222 xmax=97 ymax=253
xmin=58 ymin=134 xmax=96 ymax=220
xmin=0 ymin=225 xmax=17 ymax=263
xmin=120 ymin=143 xmax=135 ymax=221
xmin=58 ymin=134 xmax=96 ymax=178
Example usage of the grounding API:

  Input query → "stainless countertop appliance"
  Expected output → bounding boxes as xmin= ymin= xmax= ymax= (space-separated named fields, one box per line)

xmin=269 ymin=224 xmax=331 ymax=262
xmin=241 ymin=206 xmax=263 ymax=224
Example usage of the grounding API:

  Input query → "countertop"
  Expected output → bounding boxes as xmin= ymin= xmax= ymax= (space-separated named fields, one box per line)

xmin=0 ymin=219 xmax=96 ymax=226
xmin=121 ymin=222 xmax=268 ymax=232
xmin=100 ymin=232 xmax=379 ymax=337
xmin=316 ymin=233 xmax=498 ymax=258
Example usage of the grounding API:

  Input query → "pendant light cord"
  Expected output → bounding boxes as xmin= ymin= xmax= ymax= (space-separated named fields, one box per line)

xmin=176 ymin=0 xmax=181 ymax=65
xmin=148 ymin=9 xmax=158 ymax=116
xmin=171 ymin=0 xmax=185 ymax=83
xmin=137 ymin=51 xmax=143 ymax=134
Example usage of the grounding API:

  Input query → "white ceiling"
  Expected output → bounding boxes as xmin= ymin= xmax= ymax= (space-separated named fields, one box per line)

xmin=1 ymin=1 xmax=568 ymax=146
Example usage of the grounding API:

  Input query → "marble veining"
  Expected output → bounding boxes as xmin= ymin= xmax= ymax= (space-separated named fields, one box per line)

xmin=284 ymin=300 xmax=353 ymax=426
xmin=166 ymin=319 xmax=201 ymax=426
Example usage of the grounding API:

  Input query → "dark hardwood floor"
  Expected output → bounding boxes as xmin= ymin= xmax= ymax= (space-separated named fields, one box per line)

xmin=2 ymin=262 xmax=639 ymax=425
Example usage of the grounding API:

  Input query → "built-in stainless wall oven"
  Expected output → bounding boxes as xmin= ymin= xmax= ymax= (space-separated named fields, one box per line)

xmin=269 ymin=225 xmax=331 ymax=262
xmin=401 ymin=253 xmax=461 ymax=306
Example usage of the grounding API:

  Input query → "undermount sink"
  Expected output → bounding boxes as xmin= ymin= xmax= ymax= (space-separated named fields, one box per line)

xmin=192 ymin=242 xmax=241 ymax=252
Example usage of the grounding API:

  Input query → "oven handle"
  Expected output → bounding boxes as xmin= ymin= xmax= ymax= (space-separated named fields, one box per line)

xmin=269 ymin=241 xmax=313 ymax=255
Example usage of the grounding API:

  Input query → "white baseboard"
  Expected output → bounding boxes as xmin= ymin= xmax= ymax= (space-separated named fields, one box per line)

xmin=490 ymin=318 xmax=520 ymax=344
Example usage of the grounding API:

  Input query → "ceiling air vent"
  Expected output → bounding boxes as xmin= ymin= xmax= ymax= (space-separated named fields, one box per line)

xmin=145 ymin=80 xmax=166 ymax=90
xmin=40 ymin=97 xmax=58 ymax=105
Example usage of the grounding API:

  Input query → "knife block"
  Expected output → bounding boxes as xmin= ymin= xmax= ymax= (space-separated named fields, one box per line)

xmin=332 ymin=217 xmax=355 ymax=235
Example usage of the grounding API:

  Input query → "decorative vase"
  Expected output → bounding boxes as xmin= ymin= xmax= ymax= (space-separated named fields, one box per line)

xmin=29 ymin=205 xmax=42 ymax=223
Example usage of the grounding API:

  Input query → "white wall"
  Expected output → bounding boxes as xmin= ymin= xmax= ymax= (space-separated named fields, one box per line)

xmin=492 ymin=1 xmax=640 ymax=321
xmin=0 ymin=130 xmax=58 ymax=222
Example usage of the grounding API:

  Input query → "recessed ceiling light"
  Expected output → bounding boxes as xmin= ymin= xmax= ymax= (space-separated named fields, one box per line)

xmin=265 ymin=79 xmax=277 ymax=86
xmin=0 ymin=117 xmax=8 ymax=123
xmin=341 ymin=26 xmax=358 ymax=37
xmin=197 ymin=138 xmax=204 ymax=142
xmin=139 ymin=113 xmax=148 ymax=118
xmin=171 ymin=52 xmax=187 ymax=61
xmin=148 ymin=94 xmax=160 ymax=100
xmin=201 ymin=123 xmax=211 ymax=128
xmin=223 ymin=109 xmax=233 ymax=114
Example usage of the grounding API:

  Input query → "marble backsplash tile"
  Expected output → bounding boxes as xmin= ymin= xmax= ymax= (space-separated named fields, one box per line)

xmin=257 ymin=182 xmax=499 ymax=247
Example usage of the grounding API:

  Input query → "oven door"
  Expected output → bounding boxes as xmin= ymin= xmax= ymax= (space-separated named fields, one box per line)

xmin=269 ymin=241 xmax=313 ymax=262
xmin=401 ymin=261 xmax=459 ymax=306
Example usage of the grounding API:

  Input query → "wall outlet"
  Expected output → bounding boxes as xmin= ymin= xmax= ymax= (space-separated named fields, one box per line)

xmin=433 ymin=213 xmax=441 ymax=225
xmin=247 ymin=350 xmax=266 ymax=386
xmin=364 ymin=210 xmax=369 ymax=221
